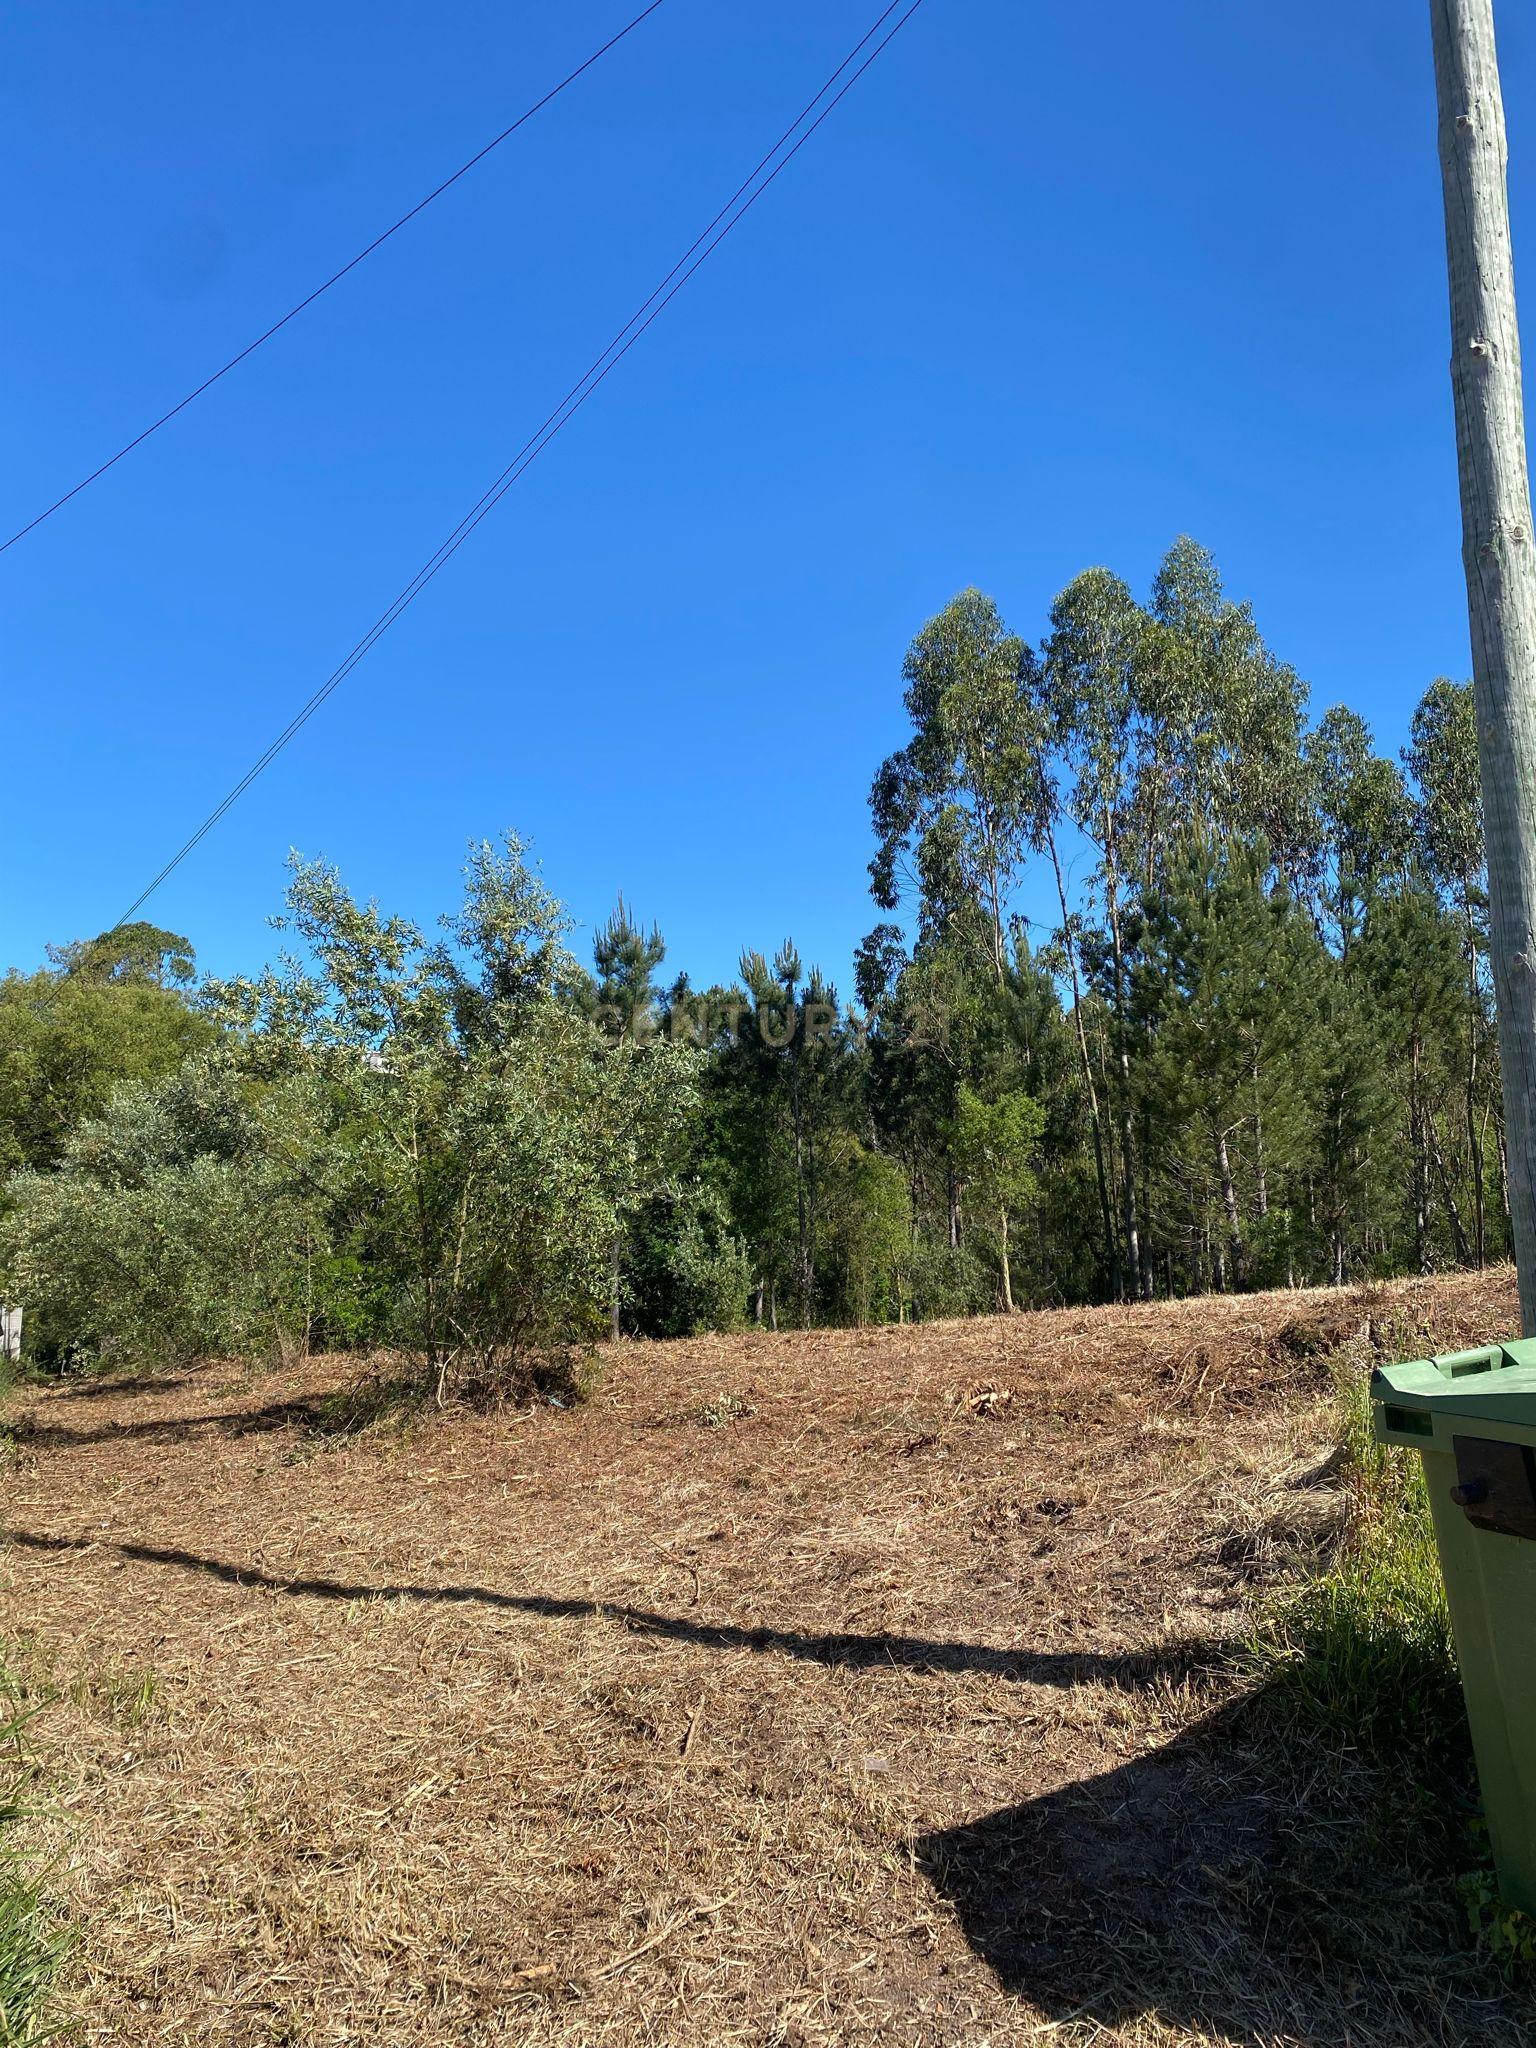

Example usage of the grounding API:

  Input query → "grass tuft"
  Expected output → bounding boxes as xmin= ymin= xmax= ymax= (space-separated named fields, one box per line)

xmin=1251 ymin=1372 xmax=1463 ymax=1761
xmin=66 ymin=1662 xmax=158 ymax=1733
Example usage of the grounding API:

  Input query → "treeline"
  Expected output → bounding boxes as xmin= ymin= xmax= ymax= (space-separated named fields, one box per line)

xmin=0 ymin=539 xmax=1501 ymax=1386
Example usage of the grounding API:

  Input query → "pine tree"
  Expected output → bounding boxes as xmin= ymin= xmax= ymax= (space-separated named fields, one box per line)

xmin=1407 ymin=677 xmax=1496 ymax=1261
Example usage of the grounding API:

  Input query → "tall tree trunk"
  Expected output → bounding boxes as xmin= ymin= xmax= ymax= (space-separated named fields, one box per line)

xmin=1465 ymin=899 xmax=1488 ymax=1262
xmin=1216 ymin=1127 xmax=1244 ymax=1288
xmin=1253 ymin=1062 xmax=1270 ymax=1222
xmin=1411 ymin=1035 xmax=1431 ymax=1274
xmin=788 ymin=1013 xmax=812 ymax=1327
xmin=1433 ymin=0 xmax=1536 ymax=1331
xmin=984 ymin=826 xmax=1007 ymax=985
xmin=1102 ymin=815 xmax=1144 ymax=1297
xmin=1469 ymin=1035 xmax=1488 ymax=1263
xmin=806 ymin=1123 xmax=819 ymax=1324
xmin=1427 ymin=1107 xmax=1475 ymax=1262
xmin=1119 ymin=1106 xmax=1141 ymax=1296
xmin=1045 ymin=816 xmax=1120 ymax=1296
xmin=998 ymin=1206 xmax=1014 ymax=1312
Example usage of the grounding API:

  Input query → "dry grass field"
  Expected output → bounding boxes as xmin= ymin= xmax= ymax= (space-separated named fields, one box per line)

xmin=4 ymin=1269 xmax=1535 ymax=2046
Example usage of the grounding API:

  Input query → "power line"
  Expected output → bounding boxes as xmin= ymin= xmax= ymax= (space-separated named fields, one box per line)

xmin=107 ymin=0 xmax=926 ymax=932
xmin=0 ymin=0 xmax=668 ymax=557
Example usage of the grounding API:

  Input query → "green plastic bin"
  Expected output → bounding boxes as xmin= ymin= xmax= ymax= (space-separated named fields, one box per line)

xmin=1373 ymin=1338 xmax=1536 ymax=1912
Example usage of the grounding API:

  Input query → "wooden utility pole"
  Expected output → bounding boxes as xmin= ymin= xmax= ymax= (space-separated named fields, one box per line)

xmin=1431 ymin=0 xmax=1536 ymax=1331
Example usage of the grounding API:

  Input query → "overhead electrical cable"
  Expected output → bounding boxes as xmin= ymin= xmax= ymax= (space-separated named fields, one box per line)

xmin=106 ymin=0 xmax=926 ymax=931
xmin=0 ymin=0 xmax=668 ymax=556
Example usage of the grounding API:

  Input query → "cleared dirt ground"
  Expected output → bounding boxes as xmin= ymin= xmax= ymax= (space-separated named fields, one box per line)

xmin=3 ymin=1270 xmax=1534 ymax=2046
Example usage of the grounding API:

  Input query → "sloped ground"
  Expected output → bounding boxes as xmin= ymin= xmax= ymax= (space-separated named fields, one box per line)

xmin=2 ymin=1270 xmax=1532 ymax=2046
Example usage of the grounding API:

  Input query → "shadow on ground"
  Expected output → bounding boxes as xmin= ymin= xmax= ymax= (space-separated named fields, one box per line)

xmin=10 ymin=1531 xmax=1531 ymax=2043
xmin=7 ymin=1397 xmax=330 ymax=1450
xmin=24 ymin=1372 xmax=192 ymax=1403
xmin=918 ymin=1699 xmax=1531 ymax=2048
xmin=4 ymin=1529 xmax=1197 ymax=1691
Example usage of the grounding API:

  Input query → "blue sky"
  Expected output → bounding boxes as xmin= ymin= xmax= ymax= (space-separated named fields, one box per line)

xmin=6 ymin=0 xmax=1534 ymax=996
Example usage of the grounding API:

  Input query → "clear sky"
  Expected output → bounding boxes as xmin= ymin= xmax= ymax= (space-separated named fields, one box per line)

xmin=6 ymin=0 xmax=1534 ymax=997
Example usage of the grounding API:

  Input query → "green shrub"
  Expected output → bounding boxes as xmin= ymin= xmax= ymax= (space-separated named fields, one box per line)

xmin=624 ymin=1184 xmax=751 ymax=1338
xmin=0 ymin=1057 xmax=332 ymax=1374
xmin=907 ymin=1241 xmax=993 ymax=1322
xmin=305 ymin=1252 xmax=395 ymax=1353
xmin=818 ymin=1137 xmax=913 ymax=1325
xmin=2 ymin=841 xmax=700 ymax=1400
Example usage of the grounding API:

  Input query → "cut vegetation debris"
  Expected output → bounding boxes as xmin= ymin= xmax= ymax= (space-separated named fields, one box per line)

xmin=3 ymin=1269 xmax=1536 ymax=2045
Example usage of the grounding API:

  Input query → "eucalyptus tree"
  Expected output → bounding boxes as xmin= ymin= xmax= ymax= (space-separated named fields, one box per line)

xmin=1041 ymin=565 xmax=1151 ymax=1294
xmin=854 ymin=923 xmax=973 ymax=1265
xmin=1012 ymin=642 xmax=1120 ymax=1296
xmin=869 ymin=589 xmax=1046 ymax=983
xmin=1306 ymin=707 xmax=1415 ymax=953
xmin=1144 ymin=538 xmax=1318 ymax=897
xmin=952 ymin=1083 xmax=1044 ymax=1311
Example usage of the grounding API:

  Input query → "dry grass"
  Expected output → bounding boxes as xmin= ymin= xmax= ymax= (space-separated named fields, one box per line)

xmin=1 ymin=1269 xmax=1532 ymax=2045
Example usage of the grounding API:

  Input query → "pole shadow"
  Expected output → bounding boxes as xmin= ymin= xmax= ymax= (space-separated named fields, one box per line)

xmin=5 ymin=1527 xmax=1197 ymax=1691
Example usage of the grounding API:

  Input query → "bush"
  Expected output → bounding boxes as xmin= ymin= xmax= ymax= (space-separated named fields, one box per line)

xmin=305 ymin=1252 xmax=395 ymax=1354
xmin=818 ymin=1138 xmax=912 ymax=1325
xmin=1 ymin=1059 xmax=332 ymax=1374
xmin=624 ymin=1184 xmax=751 ymax=1339
xmin=201 ymin=840 xmax=699 ymax=1401
xmin=2 ymin=842 xmax=700 ymax=1401
xmin=903 ymin=1240 xmax=993 ymax=1322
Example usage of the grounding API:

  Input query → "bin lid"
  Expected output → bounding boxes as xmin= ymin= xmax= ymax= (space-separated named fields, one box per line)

xmin=1372 ymin=1339 xmax=1536 ymax=1427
